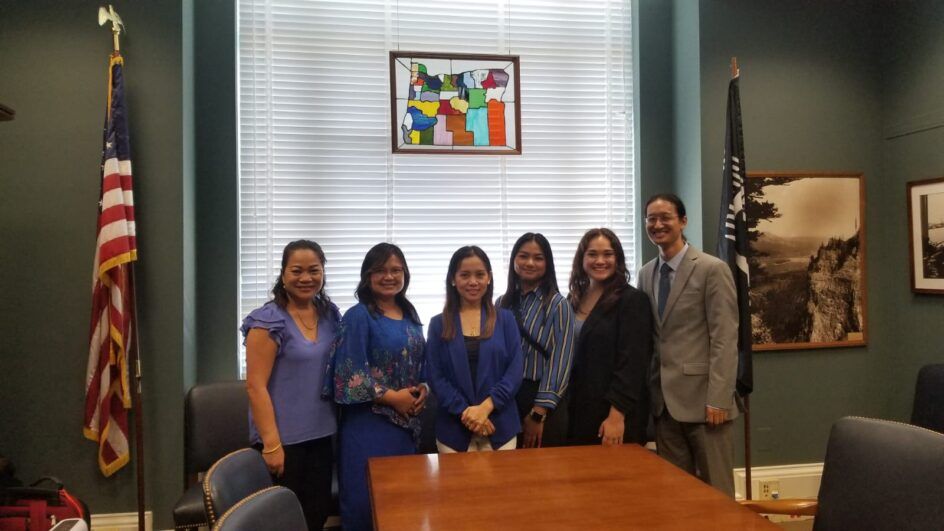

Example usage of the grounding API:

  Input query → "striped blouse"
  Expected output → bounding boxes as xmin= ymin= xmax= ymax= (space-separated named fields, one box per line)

xmin=498 ymin=288 xmax=576 ymax=410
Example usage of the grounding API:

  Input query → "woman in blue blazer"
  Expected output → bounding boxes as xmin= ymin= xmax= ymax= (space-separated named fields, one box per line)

xmin=427 ymin=246 xmax=524 ymax=452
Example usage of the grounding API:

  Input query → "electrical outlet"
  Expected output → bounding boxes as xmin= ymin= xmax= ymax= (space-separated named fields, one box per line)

xmin=758 ymin=479 xmax=781 ymax=500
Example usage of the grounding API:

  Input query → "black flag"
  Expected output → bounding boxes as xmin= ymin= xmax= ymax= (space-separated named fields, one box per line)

xmin=717 ymin=74 xmax=753 ymax=397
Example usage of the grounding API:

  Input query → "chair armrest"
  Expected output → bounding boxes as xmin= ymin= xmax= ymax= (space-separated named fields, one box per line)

xmin=740 ymin=499 xmax=818 ymax=516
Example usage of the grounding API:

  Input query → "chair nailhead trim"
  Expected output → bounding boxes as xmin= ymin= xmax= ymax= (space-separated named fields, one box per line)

xmin=213 ymin=486 xmax=282 ymax=530
xmin=203 ymin=448 xmax=254 ymax=524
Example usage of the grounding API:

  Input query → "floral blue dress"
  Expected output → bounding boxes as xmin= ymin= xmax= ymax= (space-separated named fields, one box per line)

xmin=324 ymin=302 xmax=426 ymax=531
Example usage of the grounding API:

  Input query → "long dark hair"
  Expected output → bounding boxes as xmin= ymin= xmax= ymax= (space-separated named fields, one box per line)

xmin=568 ymin=228 xmax=630 ymax=313
xmin=354 ymin=242 xmax=422 ymax=324
xmin=499 ymin=232 xmax=560 ymax=312
xmin=442 ymin=246 xmax=496 ymax=340
xmin=271 ymin=239 xmax=333 ymax=319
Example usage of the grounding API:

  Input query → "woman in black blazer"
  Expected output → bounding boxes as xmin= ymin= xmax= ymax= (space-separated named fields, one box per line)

xmin=567 ymin=228 xmax=654 ymax=446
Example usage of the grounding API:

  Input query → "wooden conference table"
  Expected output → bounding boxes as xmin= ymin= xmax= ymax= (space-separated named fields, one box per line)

xmin=368 ymin=444 xmax=777 ymax=530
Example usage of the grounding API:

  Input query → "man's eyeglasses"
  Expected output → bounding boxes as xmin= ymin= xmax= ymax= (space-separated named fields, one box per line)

xmin=645 ymin=214 xmax=678 ymax=225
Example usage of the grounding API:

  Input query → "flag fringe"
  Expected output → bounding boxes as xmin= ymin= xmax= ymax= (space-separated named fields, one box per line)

xmin=98 ymin=250 xmax=137 ymax=281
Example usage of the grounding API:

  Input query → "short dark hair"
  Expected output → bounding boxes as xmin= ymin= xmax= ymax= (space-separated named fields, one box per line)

xmin=354 ymin=242 xmax=421 ymax=324
xmin=645 ymin=193 xmax=687 ymax=218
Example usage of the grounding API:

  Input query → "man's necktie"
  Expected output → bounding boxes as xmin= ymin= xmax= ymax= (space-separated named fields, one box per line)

xmin=658 ymin=262 xmax=671 ymax=319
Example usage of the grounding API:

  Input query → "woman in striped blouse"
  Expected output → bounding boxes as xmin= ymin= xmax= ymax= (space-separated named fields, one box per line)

xmin=497 ymin=233 xmax=576 ymax=448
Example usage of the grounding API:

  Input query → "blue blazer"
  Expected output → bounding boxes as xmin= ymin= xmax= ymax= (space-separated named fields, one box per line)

xmin=426 ymin=308 xmax=523 ymax=450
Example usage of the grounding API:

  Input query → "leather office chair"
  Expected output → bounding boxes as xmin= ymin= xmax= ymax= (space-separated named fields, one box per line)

xmin=742 ymin=416 xmax=944 ymax=530
xmin=417 ymin=389 xmax=439 ymax=454
xmin=172 ymin=381 xmax=249 ymax=530
xmin=212 ymin=486 xmax=307 ymax=531
xmin=911 ymin=363 xmax=944 ymax=433
xmin=203 ymin=448 xmax=273 ymax=527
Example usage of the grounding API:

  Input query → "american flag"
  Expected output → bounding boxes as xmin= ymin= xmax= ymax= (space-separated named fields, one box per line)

xmin=84 ymin=53 xmax=137 ymax=477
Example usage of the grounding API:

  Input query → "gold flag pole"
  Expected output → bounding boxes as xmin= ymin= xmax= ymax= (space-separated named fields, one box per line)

xmin=98 ymin=9 xmax=143 ymax=531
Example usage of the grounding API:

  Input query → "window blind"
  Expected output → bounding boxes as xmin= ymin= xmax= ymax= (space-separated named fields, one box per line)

xmin=238 ymin=0 xmax=636 ymax=371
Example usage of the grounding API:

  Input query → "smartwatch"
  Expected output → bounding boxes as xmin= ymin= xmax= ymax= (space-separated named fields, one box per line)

xmin=528 ymin=409 xmax=547 ymax=424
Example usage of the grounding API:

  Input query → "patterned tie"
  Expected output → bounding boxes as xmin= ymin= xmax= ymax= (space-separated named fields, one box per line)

xmin=658 ymin=262 xmax=672 ymax=319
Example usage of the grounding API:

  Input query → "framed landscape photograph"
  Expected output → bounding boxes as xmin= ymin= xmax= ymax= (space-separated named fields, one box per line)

xmin=745 ymin=172 xmax=867 ymax=351
xmin=389 ymin=51 xmax=521 ymax=155
xmin=907 ymin=176 xmax=944 ymax=294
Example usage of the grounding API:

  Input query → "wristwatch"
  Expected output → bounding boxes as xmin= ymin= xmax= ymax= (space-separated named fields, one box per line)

xmin=528 ymin=409 xmax=547 ymax=424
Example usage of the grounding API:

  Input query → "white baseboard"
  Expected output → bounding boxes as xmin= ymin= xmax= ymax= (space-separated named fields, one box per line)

xmin=734 ymin=462 xmax=824 ymax=500
xmin=734 ymin=462 xmax=823 ymax=525
xmin=90 ymin=511 xmax=153 ymax=531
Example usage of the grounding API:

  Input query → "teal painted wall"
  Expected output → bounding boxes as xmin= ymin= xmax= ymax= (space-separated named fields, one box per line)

xmin=672 ymin=0 xmax=703 ymax=249
xmin=695 ymin=0 xmax=944 ymax=467
xmin=183 ymin=0 xmax=198 ymax=391
xmin=876 ymin=0 xmax=944 ymax=420
xmin=637 ymin=0 xmax=705 ymax=261
xmin=636 ymin=0 xmax=676 ymax=264
xmin=194 ymin=0 xmax=240 ymax=383
xmin=0 ymin=1 xmax=193 ymax=526
xmin=641 ymin=0 xmax=942 ymax=467
xmin=697 ymin=0 xmax=885 ymax=465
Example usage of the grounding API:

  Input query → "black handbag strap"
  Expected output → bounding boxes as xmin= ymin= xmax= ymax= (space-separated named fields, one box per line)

xmin=514 ymin=309 xmax=550 ymax=360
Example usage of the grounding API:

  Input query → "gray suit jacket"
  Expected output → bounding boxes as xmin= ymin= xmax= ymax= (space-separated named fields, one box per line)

xmin=638 ymin=246 xmax=739 ymax=423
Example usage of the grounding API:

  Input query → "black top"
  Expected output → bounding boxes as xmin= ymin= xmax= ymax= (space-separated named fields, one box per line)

xmin=464 ymin=335 xmax=481 ymax=387
xmin=568 ymin=287 xmax=654 ymax=445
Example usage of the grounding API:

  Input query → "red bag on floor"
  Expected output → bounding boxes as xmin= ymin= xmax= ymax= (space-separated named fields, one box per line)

xmin=0 ymin=477 xmax=89 ymax=531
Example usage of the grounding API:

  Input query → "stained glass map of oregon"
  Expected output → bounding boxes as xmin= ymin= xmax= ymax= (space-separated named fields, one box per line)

xmin=389 ymin=51 xmax=521 ymax=155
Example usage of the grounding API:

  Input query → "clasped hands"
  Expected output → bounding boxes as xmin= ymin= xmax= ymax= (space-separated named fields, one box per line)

xmin=461 ymin=401 xmax=495 ymax=437
xmin=380 ymin=385 xmax=428 ymax=418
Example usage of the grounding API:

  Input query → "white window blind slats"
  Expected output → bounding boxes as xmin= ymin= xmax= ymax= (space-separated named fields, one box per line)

xmin=238 ymin=0 xmax=634 ymax=373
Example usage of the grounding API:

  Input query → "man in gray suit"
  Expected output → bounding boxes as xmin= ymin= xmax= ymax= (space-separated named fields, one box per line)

xmin=638 ymin=193 xmax=739 ymax=496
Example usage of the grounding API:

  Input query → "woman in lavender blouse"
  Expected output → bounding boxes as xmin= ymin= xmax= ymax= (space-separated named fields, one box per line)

xmin=242 ymin=240 xmax=340 ymax=531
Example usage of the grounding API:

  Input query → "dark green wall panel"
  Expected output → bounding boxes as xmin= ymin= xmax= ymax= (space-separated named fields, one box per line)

xmin=672 ymin=0 xmax=704 ymax=248
xmin=876 ymin=0 xmax=944 ymax=421
xmin=0 ymin=1 xmax=188 ymax=526
xmin=2 ymin=1 xmax=941 ymax=524
xmin=695 ymin=0 xmax=942 ymax=467
xmin=636 ymin=0 xmax=676 ymax=264
xmin=195 ymin=0 xmax=240 ymax=383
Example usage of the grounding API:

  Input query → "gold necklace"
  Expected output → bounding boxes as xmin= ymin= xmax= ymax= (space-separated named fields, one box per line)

xmin=291 ymin=309 xmax=318 ymax=330
xmin=461 ymin=310 xmax=480 ymax=336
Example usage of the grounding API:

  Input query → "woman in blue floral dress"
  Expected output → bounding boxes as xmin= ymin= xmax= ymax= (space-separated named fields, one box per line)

xmin=324 ymin=243 xmax=427 ymax=531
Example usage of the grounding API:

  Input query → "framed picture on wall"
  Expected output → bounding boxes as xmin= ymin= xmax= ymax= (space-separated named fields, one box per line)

xmin=389 ymin=51 xmax=521 ymax=155
xmin=745 ymin=172 xmax=867 ymax=351
xmin=907 ymin=176 xmax=944 ymax=294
